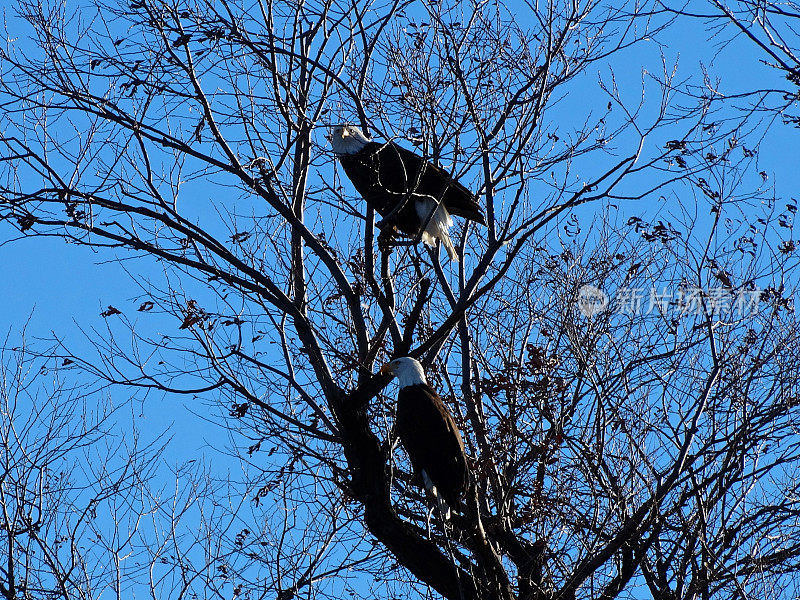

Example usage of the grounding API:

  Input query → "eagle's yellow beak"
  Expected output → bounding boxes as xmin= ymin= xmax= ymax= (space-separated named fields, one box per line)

xmin=341 ymin=128 xmax=349 ymax=138
xmin=379 ymin=362 xmax=393 ymax=375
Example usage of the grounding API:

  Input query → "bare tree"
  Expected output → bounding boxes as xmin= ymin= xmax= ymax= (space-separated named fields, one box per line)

xmin=0 ymin=335 xmax=211 ymax=599
xmin=661 ymin=0 xmax=800 ymax=127
xmin=1 ymin=0 xmax=799 ymax=599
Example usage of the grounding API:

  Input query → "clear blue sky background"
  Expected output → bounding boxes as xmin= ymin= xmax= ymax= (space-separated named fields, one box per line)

xmin=0 ymin=1 xmax=797 ymax=597
xmin=0 ymin=0 xmax=795 ymax=523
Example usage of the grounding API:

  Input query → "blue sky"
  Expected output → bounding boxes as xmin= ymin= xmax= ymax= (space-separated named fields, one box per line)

xmin=1 ymin=0 xmax=796 ymax=526
xmin=1 ymin=1 xmax=798 ymax=597
xmin=1 ymin=0 xmax=794 ymax=359
xmin=0 ymin=0 xmax=794 ymax=476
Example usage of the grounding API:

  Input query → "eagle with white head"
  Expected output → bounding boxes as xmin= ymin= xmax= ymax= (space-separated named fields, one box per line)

xmin=331 ymin=125 xmax=485 ymax=261
xmin=380 ymin=356 xmax=469 ymax=518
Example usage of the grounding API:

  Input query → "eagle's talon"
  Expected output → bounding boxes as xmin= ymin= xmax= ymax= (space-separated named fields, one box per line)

xmin=377 ymin=229 xmax=395 ymax=254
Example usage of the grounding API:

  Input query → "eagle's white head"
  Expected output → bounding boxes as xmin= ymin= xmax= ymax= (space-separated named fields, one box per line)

xmin=330 ymin=124 xmax=371 ymax=155
xmin=379 ymin=356 xmax=427 ymax=388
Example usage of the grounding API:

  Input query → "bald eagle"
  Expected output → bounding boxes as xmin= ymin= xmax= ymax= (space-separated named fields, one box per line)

xmin=380 ymin=357 xmax=469 ymax=518
xmin=331 ymin=125 xmax=485 ymax=261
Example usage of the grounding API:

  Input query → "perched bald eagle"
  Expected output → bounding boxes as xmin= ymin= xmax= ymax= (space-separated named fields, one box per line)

xmin=331 ymin=125 xmax=485 ymax=261
xmin=380 ymin=357 xmax=469 ymax=518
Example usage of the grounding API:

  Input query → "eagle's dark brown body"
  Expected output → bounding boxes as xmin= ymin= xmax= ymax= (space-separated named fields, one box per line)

xmin=337 ymin=140 xmax=485 ymax=237
xmin=396 ymin=382 xmax=469 ymax=512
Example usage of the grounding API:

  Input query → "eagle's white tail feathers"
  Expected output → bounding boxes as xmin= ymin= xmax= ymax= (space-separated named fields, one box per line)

xmin=421 ymin=469 xmax=452 ymax=520
xmin=417 ymin=200 xmax=458 ymax=262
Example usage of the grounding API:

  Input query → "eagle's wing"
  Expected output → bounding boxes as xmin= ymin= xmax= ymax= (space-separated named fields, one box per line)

xmin=396 ymin=384 xmax=469 ymax=510
xmin=392 ymin=144 xmax=486 ymax=226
